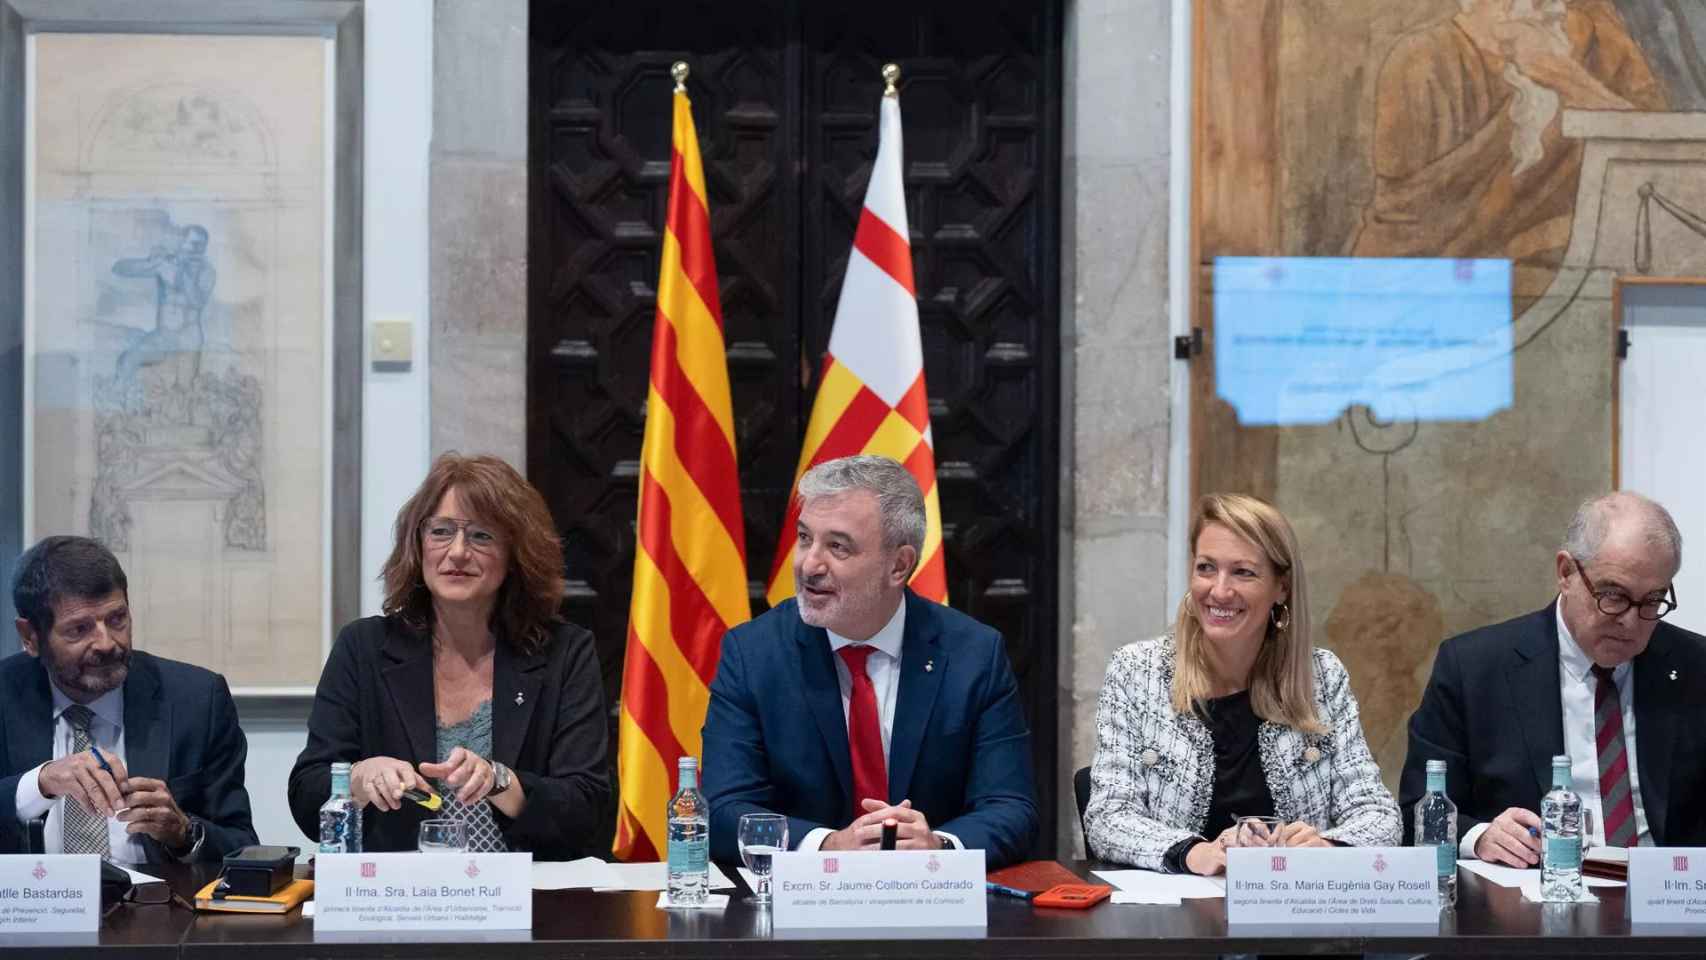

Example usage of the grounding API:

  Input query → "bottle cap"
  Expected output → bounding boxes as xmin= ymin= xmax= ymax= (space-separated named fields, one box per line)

xmin=1426 ymin=759 xmax=1446 ymax=774
xmin=331 ymin=761 xmax=352 ymax=776
xmin=678 ymin=755 xmax=698 ymax=771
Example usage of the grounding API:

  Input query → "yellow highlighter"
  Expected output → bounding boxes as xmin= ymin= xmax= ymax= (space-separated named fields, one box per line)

xmin=401 ymin=787 xmax=443 ymax=812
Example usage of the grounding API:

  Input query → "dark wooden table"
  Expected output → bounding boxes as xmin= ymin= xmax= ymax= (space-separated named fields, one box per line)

xmin=12 ymin=860 xmax=1706 ymax=958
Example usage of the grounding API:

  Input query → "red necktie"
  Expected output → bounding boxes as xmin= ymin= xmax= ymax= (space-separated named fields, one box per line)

xmin=837 ymin=644 xmax=887 ymax=817
xmin=1592 ymin=665 xmax=1637 ymax=847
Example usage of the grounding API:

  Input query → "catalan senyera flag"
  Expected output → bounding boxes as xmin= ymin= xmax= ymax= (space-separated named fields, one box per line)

xmin=614 ymin=76 xmax=749 ymax=862
xmin=765 ymin=81 xmax=947 ymax=606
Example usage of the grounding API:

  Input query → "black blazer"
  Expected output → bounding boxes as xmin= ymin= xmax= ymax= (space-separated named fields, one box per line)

xmin=0 ymin=650 xmax=258 ymax=862
xmin=1399 ymin=602 xmax=1706 ymax=845
xmin=287 ymin=616 xmax=611 ymax=860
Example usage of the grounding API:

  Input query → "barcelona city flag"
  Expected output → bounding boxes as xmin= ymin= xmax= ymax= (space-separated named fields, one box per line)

xmin=766 ymin=74 xmax=947 ymax=606
xmin=614 ymin=68 xmax=750 ymax=862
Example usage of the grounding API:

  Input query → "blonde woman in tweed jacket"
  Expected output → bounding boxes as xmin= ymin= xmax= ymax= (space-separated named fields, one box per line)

xmin=1084 ymin=494 xmax=1399 ymax=875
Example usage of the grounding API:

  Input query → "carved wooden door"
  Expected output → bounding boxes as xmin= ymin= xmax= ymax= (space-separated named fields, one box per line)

xmin=530 ymin=0 xmax=1061 ymax=853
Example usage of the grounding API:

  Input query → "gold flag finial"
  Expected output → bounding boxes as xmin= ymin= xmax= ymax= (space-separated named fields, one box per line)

xmin=882 ymin=63 xmax=900 ymax=98
xmin=672 ymin=61 xmax=690 ymax=93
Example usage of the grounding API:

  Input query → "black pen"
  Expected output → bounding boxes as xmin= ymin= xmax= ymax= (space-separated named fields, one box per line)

xmin=987 ymin=882 xmax=1036 ymax=901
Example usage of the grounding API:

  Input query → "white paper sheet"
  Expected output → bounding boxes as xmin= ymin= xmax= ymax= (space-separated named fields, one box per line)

xmin=594 ymin=861 xmax=736 ymax=892
xmin=120 ymin=866 xmax=168 ymax=887
xmin=1092 ymin=869 xmax=1225 ymax=904
xmin=532 ymin=857 xmax=620 ymax=890
xmin=1458 ymin=859 xmax=1622 ymax=889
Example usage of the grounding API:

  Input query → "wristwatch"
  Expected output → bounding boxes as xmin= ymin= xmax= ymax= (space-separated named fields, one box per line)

xmin=491 ymin=761 xmax=514 ymax=795
xmin=169 ymin=816 xmax=207 ymax=862
xmin=936 ymin=833 xmax=953 ymax=850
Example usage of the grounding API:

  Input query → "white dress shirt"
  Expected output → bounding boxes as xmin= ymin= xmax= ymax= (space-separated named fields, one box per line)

xmin=1462 ymin=602 xmax=1651 ymax=856
xmin=12 ymin=684 xmax=147 ymax=863
xmin=798 ymin=601 xmax=960 ymax=851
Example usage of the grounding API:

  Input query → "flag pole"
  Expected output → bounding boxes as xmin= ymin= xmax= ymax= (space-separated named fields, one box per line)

xmin=882 ymin=62 xmax=899 ymax=97
xmin=672 ymin=60 xmax=689 ymax=93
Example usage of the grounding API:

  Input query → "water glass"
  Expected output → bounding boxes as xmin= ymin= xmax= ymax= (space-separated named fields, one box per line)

xmin=1232 ymin=815 xmax=1287 ymax=847
xmin=737 ymin=813 xmax=788 ymax=904
xmin=418 ymin=818 xmax=468 ymax=853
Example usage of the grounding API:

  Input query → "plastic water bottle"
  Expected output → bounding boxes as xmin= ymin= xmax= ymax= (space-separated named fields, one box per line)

xmin=1541 ymin=754 xmax=1582 ymax=901
xmin=1414 ymin=759 xmax=1457 ymax=907
xmin=667 ymin=756 xmax=709 ymax=904
xmin=318 ymin=761 xmax=363 ymax=853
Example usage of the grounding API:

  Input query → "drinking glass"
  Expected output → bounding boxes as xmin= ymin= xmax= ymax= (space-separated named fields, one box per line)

xmin=1231 ymin=815 xmax=1287 ymax=847
xmin=737 ymin=813 xmax=788 ymax=904
xmin=418 ymin=818 xmax=468 ymax=853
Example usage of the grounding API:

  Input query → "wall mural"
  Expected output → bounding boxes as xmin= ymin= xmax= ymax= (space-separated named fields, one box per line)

xmin=1198 ymin=0 xmax=1706 ymax=785
xmin=30 ymin=34 xmax=328 ymax=688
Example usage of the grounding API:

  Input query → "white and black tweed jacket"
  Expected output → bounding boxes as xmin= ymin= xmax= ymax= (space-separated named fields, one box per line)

xmin=1084 ymin=636 xmax=1400 ymax=869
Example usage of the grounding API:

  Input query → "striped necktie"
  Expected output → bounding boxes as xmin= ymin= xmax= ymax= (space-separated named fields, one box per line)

xmin=1591 ymin=665 xmax=1637 ymax=847
xmin=61 ymin=705 xmax=112 ymax=857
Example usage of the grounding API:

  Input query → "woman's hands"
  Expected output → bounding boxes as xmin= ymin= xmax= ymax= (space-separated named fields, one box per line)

xmin=351 ymin=748 xmax=527 ymax=818
xmin=419 ymin=747 xmax=496 ymax=805
xmin=1187 ymin=820 xmax=1332 ymax=875
xmin=417 ymin=747 xmax=527 ymax=818
xmin=350 ymin=756 xmax=430 ymax=811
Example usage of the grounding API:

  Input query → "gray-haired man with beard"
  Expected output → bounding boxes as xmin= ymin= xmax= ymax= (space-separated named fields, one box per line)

xmin=1 ymin=536 xmax=256 ymax=863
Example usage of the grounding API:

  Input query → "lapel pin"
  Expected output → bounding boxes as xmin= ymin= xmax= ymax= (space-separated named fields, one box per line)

xmin=924 ymin=659 xmax=934 ymax=673
xmin=1303 ymin=746 xmax=1322 ymax=764
xmin=1670 ymin=670 xmax=1678 ymax=681
xmin=515 ymin=691 xmax=525 ymax=705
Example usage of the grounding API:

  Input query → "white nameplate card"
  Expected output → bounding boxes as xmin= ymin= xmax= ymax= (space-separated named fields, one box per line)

xmin=314 ymin=853 xmax=531 ymax=931
xmin=0 ymin=855 xmax=100 ymax=932
xmin=1629 ymin=848 xmax=1706 ymax=923
xmin=1226 ymin=847 xmax=1438 ymax=924
xmin=771 ymin=849 xmax=986 ymax=930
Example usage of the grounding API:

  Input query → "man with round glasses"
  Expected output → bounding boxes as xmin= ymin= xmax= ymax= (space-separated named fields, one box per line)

xmin=1400 ymin=491 xmax=1706 ymax=864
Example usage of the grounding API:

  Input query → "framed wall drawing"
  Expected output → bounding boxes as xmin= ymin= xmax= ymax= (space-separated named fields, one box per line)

xmin=0 ymin=1 xmax=363 ymax=693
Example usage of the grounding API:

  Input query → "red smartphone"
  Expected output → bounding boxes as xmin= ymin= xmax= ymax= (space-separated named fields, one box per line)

xmin=1031 ymin=883 xmax=1112 ymax=909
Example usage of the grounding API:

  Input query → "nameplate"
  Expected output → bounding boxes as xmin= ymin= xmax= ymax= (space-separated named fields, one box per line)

xmin=1226 ymin=847 xmax=1438 ymax=925
xmin=0 ymin=855 xmax=99 ymax=932
xmin=1628 ymin=848 xmax=1706 ymax=923
xmin=771 ymin=849 xmax=986 ymax=930
xmin=314 ymin=853 xmax=531 ymax=931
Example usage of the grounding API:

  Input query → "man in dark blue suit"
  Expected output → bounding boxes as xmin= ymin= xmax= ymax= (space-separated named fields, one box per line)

xmin=1 ymin=536 xmax=256 ymax=863
xmin=703 ymin=455 xmax=1037 ymax=867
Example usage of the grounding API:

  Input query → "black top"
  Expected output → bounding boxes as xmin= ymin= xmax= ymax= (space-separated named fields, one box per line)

xmin=1200 ymin=689 xmax=1276 ymax=833
xmin=1163 ymin=689 xmax=1277 ymax=873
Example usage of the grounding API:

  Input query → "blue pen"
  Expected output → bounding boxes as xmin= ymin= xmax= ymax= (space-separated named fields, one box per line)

xmin=987 ymin=882 xmax=1036 ymax=901
xmin=88 ymin=745 xmax=127 ymax=814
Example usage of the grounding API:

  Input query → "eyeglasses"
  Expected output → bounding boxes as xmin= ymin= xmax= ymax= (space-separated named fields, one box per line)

xmin=421 ymin=517 xmax=501 ymax=553
xmin=1571 ymin=556 xmax=1677 ymax=621
xmin=103 ymin=879 xmax=194 ymax=918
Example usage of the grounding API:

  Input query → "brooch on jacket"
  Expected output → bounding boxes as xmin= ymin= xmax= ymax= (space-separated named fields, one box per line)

xmin=1294 ymin=735 xmax=1333 ymax=770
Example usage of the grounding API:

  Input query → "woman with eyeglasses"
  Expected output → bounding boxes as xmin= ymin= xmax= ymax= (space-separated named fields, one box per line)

xmin=1083 ymin=493 xmax=1399 ymax=874
xmin=288 ymin=454 xmax=610 ymax=857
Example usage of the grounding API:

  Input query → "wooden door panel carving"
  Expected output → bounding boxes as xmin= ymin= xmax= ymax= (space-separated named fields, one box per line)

xmin=530 ymin=0 xmax=1059 ymax=852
